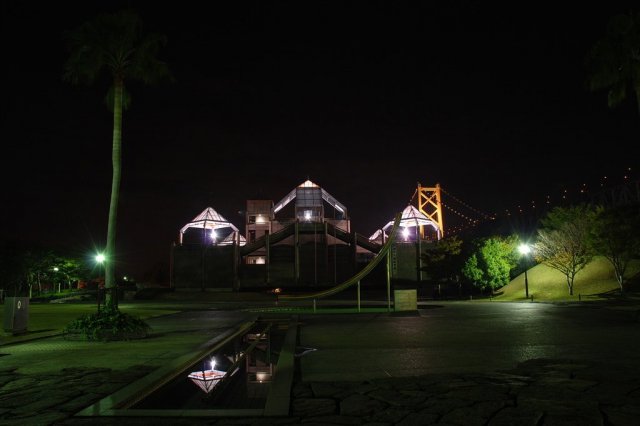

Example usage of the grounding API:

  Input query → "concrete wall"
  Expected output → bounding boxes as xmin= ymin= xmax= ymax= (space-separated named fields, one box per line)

xmin=172 ymin=244 xmax=236 ymax=290
xmin=172 ymin=239 xmax=421 ymax=292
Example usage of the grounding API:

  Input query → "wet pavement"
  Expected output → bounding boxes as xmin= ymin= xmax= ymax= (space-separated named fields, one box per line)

xmin=298 ymin=302 xmax=640 ymax=380
xmin=0 ymin=299 xmax=638 ymax=425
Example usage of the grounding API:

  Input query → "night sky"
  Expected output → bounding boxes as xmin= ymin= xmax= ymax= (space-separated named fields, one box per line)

xmin=2 ymin=1 xmax=638 ymax=280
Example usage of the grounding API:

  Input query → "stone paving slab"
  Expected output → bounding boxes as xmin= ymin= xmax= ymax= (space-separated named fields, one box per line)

xmin=3 ymin=358 xmax=635 ymax=425
xmin=1 ymin=301 xmax=639 ymax=425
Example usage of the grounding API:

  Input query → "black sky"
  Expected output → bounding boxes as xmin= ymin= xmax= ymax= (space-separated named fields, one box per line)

xmin=2 ymin=1 xmax=638 ymax=279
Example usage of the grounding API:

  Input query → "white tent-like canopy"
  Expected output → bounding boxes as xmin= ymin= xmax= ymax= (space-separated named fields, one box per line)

xmin=370 ymin=205 xmax=441 ymax=241
xmin=273 ymin=179 xmax=348 ymax=216
xmin=179 ymin=207 xmax=244 ymax=245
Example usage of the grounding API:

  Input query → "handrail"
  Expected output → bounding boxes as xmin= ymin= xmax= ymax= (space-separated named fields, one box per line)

xmin=277 ymin=212 xmax=402 ymax=301
xmin=240 ymin=222 xmax=295 ymax=255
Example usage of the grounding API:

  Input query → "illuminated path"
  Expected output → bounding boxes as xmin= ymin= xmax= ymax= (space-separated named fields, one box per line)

xmin=299 ymin=301 xmax=640 ymax=381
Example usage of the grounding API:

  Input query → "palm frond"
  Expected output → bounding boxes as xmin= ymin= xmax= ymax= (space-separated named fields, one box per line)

xmin=64 ymin=9 xmax=171 ymax=89
xmin=584 ymin=10 xmax=640 ymax=114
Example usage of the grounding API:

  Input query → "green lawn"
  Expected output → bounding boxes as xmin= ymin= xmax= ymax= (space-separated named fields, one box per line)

xmin=496 ymin=256 xmax=640 ymax=301
xmin=0 ymin=302 xmax=179 ymax=335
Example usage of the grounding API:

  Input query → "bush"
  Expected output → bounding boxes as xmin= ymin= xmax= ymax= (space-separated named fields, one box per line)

xmin=64 ymin=309 xmax=151 ymax=341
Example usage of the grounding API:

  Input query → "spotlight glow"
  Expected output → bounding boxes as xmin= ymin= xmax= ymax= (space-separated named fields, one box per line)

xmin=518 ymin=244 xmax=531 ymax=255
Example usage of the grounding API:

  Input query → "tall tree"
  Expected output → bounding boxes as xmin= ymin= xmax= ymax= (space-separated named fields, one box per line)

xmin=64 ymin=10 xmax=170 ymax=308
xmin=585 ymin=11 xmax=640 ymax=116
xmin=534 ymin=205 xmax=596 ymax=296
xmin=590 ymin=205 xmax=640 ymax=293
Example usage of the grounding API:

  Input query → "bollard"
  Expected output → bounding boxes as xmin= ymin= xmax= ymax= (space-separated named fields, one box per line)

xmin=469 ymin=295 xmax=473 ymax=301
xmin=530 ymin=295 xmax=534 ymax=302
xmin=578 ymin=294 xmax=581 ymax=302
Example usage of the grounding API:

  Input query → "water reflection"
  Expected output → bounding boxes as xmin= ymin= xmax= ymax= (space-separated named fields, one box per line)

xmin=188 ymin=359 xmax=227 ymax=394
xmin=134 ymin=322 xmax=284 ymax=410
xmin=185 ymin=324 xmax=279 ymax=405
xmin=244 ymin=330 xmax=274 ymax=399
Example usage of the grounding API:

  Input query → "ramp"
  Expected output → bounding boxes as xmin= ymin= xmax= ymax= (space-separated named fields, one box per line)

xmin=240 ymin=223 xmax=295 ymax=256
xmin=277 ymin=212 xmax=402 ymax=301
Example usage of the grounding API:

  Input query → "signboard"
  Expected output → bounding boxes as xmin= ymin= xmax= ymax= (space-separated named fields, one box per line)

xmin=394 ymin=289 xmax=417 ymax=311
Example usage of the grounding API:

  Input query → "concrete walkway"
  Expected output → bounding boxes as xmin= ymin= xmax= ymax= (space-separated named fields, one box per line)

xmin=0 ymin=297 xmax=638 ymax=425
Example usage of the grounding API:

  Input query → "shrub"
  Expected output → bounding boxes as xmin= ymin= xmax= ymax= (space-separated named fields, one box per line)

xmin=64 ymin=309 xmax=151 ymax=341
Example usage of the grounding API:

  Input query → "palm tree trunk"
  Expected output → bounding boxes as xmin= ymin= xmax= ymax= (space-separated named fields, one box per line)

xmin=105 ymin=79 xmax=124 ymax=310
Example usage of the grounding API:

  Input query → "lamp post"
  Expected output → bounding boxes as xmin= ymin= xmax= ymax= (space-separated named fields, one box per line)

xmin=95 ymin=253 xmax=106 ymax=310
xmin=53 ymin=267 xmax=60 ymax=293
xmin=518 ymin=244 xmax=531 ymax=299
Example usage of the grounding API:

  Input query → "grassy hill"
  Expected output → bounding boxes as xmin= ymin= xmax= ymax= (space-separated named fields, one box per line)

xmin=496 ymin=256 xmax=640 ymax=301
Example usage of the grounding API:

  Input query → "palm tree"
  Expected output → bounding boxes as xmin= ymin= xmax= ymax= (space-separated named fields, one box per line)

xmin=585 ymin=11 xmax=640 ymax=117
xmin=64 ymin=10 xmax=170 ymax=309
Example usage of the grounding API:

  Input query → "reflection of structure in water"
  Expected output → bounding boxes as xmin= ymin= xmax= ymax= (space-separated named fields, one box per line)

xmin=244 ymin=330 xmax=274 ymax=399
xmin=132 ymin=321 xmax=288 ymax=411
xmin=187 ymin=364 xmax=225 ymax=394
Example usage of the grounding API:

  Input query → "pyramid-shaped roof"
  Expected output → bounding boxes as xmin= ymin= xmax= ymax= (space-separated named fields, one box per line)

xmin=221 ymin=232 xmax=246 ymax=246
xmin=179 ymin=207 xmax=240 ymax=236
xmin=378 ymin=205 xmax=439 ymax=234
xmin=273 ymin=179 xmax=347 ymax=215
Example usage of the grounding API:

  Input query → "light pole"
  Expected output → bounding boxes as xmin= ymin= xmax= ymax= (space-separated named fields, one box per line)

xmin=518 ymin=244 xmax=531 ymax=299
xmin=95 ymin=253 xmax=106 ymax=309
xmin=53 ymin=267 xmax=60 ymax=293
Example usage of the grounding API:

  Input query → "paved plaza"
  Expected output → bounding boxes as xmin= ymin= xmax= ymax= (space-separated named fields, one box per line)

xmin=1 ymin=297 xmax=639 ymax=425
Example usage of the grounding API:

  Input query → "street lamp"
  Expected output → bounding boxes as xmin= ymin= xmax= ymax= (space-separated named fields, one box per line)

xmin=95 ymin=253 xmax=106 ymax=310
xmin=518 ymin=244 xmax=531 ymax=299
xmin=53 ymin=267 xmax=60 ymax=293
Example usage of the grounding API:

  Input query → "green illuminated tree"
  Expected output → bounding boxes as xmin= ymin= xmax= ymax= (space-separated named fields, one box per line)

xmin=52 ymin=256 xmax=83 ymax=292
xmin=534 ymin=205 xmax=596 ymax=296
xmin=586 ymin=11 xmax=640 ymax=116
xmin=64 ymin=10 xmax=170 ymax=309
xmin=462 ymin=236 xmax=518 ymax=294
xmin=590 ymin=205 xmax=640 ymax=293
xmin=461 ymin=253 xmax=483 ymax=290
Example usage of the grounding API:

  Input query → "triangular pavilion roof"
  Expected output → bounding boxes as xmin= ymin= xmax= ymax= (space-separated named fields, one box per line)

xmin=376 ymin=205 xmax=440 ymax=236
xmin=221 ymin=232 xmax=246 ymax=246
xmin=179 ymin=207 xmax=240 ymax=237
xmin=273 ymin=179 xmax=347 ymax=215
